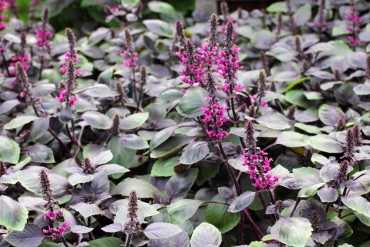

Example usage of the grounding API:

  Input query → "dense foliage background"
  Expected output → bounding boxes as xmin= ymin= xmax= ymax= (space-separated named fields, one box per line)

xmin=1 ymin=0 xmax=370 ymax=246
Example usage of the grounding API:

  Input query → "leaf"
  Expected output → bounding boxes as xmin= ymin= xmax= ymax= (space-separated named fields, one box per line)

xmin=285 ymin=77 xmax=309 ymax=92
xmin=0 ymin=136 xmax=20 ymax=164
xmin=0 ymin=99 xmax=20 ymax=114
xmin=180 ymin=141 xmax=209 ymax=165
xmin=267 ymin=1 xmax=287 ymax=12
xmin=119 ymin=134 xmax=149 ymax=150
xmin=167 ymin=199 xmax=203 ymax=224
xmin=285 ymin=90 xmax=310 ymax=108
xmin=151 ymin=156 xmax=179 ymax=177
xmin=190 ymin=222 xmax=222 ymax=247
xmin=165 ymin=169 xmax=198 ymax=199
xmin=82 ymin=111 xmax=112 ymax=129
xmin=257 ymin=113 xmax=291 ymax=130
xmin=0 ymin=196 xmax=28 ymax=231
xmin=176 ymin=87 xmax=208 ymax=118
xmin=4 ymin=116 xmax=38 ymax=130
xmin=293 ymin=4 xmax=311 ymax=26
xmin=318 ymin=104 xmax=344 ymax=126
xmin=317 ymin=185 xmax=338 ymax=203
xmin=205 ymin=195 xmax=240 ymax=234
xmin=120 ymin=112 xmax=149 ymax=130
xmin=28 ymin=144 xmax=55 ymax=163
xmin=270 ymin=217 xmax=313 ymax=247
xmin=342 ymin=195 xmax=370 ymax=217
xmin=5 ymin=224 xmax=44 ymax=247
xmin=30 ymin=118 xmax=50 ymax=142
xmin=275 ymin=131 xmax=311 ymax=147
xmin=310 ymin=135 xmax=343 ymax=153
xmin=150 ymin=126 xmax=177 ymax=149
xmin=228 ymin=191 xmax=256 ymax=213
xmin=143 ymin=20 xmax=175 ymax=38
xmin=251 ymin=30 xmax=275 ymax=50
xmin=113 ymin=178 xmax=160 ymax=198
xmin=87 ymin=237 xmax=123 ymax=247
xmin=148 ymin=1 xmax=176 ymax=14
xmin=70 ymin=225 xmax=94 ymax=234
xmin=144 ymin=222 xmax=182 ymax=239
xmin=70 ymin=203 xmax=104 ymax=218
xmin=78 ymin=84 xmax=118 ymax=98
xmin=90 ymin=150 xmax=113 ymax=165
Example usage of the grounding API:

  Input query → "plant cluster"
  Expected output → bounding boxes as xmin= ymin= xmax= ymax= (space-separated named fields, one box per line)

xmin=1 ymin=0 xmax=370 ymax=246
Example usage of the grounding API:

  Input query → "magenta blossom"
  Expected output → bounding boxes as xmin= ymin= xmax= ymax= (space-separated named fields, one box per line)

xmin=57 ymin=89 xmax=77 ymax=105
xmin=0 ymin=0 xmax=7 ymax=31
xmin=345 ymin=9 xmax=362 ymax=46
xmin=121 ymin=50 xmax=138 ymax=69
xmin=243 ymin=149 xmax=278 ymax=189
xmin=35 ymin=29 xmax=52 ymax=47
xmin=202 ymin=101 xmax=229 ymax=140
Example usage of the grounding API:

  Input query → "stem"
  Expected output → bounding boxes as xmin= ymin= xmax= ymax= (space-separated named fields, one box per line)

xmin=39 ymin=56 xmax=44 ymax=81
xmin=290 ymin=198 xmax=301 ymax=217
xmin=60 ymin=237 xmax=69 ymax=247
xmin=136 ymin=81 xmax=144 ymax=113
xmin=1 ymin=52 xmax=10 ymax=77
xmin=131 ymin=67 xmax=137 ymax=103
xmin=125 ymin=234 xmax=132 ymax=247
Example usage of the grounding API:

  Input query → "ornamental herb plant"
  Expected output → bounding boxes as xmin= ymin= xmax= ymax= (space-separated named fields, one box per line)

xmin=0 ymin=0 xmax=370 ymax=247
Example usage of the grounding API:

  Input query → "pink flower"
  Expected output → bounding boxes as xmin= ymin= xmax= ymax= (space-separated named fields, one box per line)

xmin=45 ymin=211 xmax=57 ymax=221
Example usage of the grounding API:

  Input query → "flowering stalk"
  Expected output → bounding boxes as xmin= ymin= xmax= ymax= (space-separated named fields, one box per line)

xmin=124 ymin=191 xmax=141 ymax=247
xmin=0 ymin=0 xmax=7 ymax=31
xmin=29 ymin=0 xmax=41 ymax=26
xmin=202 ymin=73 xmax=229 ymax=140
xmin=40 ymin=170 xmax=70 ymax=245
xmin=345 ymin=1 xmax=361 ymax=48
xmin=10 ymin=33 xmax=30 ymax=83
xmin=217 ymin=21 xmax=243 ymax=122
xmin=15 ymin=62 xmax=32 ymax=100
xmin=136 ymin=66 xmax=146 ymax=112
xmin=286 ymin=0 xmax=298 ymax=35
xmin=61 ymin=28 xmax=80 ymax=76
xmin=57 ymin=59 xmax=77 ymax=107
xmin=242 ymin=121 xmax=278 ymax=190
xmin=121 ymin=28 xmax=138 ymax=102
xmin=36 ymin=8 xmax=52 ymax=80
xmin=249 ymin=71 xmax=268 ymax=117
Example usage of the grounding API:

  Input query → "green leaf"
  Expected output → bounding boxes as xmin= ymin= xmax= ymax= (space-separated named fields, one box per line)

xmin=228 ymin=191 xmax=256 ymax=213
xmin=285 ymin=90 xmax=310 ymax=108
xmin=257 ymin=113 xmax=291 ymax=130
xmin=293 ymin=4 xmax=312 ymax=26
xmin=5 ymin=224 xmax=44 ymax=247
xmin=120 ymin=112 xmax=149 ymax=130
xmin=294 ymin=123 xmax=321 ymax=134
xmin=77 ymin=84 xmax=118 ymax=98
xmin=87 ymin=237 xmax=124 ymax=247
xmin=167 ymin=199 xmax=203 ymax=225
xmin=176 ymin=87 xmax=208 ymax=118
xmin=267 ymin=1 xmax=287 ymax=13
xmin=318 ymin=104 xmax=345 ymax=126
xmin=298 ymin=183 xmax=325 ymax=198
xmin=342 ymin=195 xmax=370 ymax=217
xmin=28 ymin=144 xmax=55 ymax=163
xmin=143 ymin=20 xmax=175 ymax=38
xmin=190 ymin=222 xmax=222 ymax=247
xmin=0 ymin=136 xmax=20 ymax=164
xmin=148 ymin=1 xmax=176 ymax=14
xmin=285 ymin=77 xmax=309 ymax=92
xmin=310 ymin=135 xmax=343 ymax=153
xmin=119 ymin=134 xmax=149 ymax=150
xmin=113 ymin=178 xmax=160 ymax=198
xmin=0 ymin=196 xmax=28 ymax=231
xmin=271 ymin=217 xmax=313 ymax=247
xmin=82 ymin=111 xmax=112 ymax=129
xmin=275 ymin=131 xmax=311 ymax=147
xmin=150 ymin=126 xmax=177 ymax=149
xmin=144 ymin=222 xmax=183 ymax=239
xmin=180 ymin=141 xmax=209 ymax=165
xmin=205 ymin=195 xmax=240 ymax=234
xmin=151 ymin=156 xmax=179 ymax=177
xmin=4 ymin=116 xmax=38 ymax=130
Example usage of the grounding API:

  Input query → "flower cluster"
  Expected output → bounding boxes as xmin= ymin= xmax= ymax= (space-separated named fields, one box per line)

xmin=202 ymin=74 xmax=229 ymax=140
xmin=242 ymin=121 xmax=278 ymax=189
xmin=0 ymin=0 xmax=7 ymax=31
xmin=58 ymin=59 xmax=78 ymax=106
xmin=345 ymin=8 xmax=361 ymax=46
xmin=217 ymin=21 xmax=243 ymax=93
xmin=35 ymin=9 xmax=52 ymax=49
xmin=43 ymin=210 xmax=71 ymax=240
xmin=9 ymin=33 xmax=30 ymax=82
xmin=122 ymin=28 xmax=138 ymax=69
xmin=60 ymin=28 xmax=80 ymax=76
xmin=177 ymin=40 xmax=205 ymax=87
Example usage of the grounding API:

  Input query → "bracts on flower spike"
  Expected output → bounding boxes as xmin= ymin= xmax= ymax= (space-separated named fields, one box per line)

xmin=57 ymin=59 xmax=77 ymax=106
xmin=16 ymin=62 xmax=32 ymax=99
xmin=242 ymin=121 xmax=278 ymax=189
